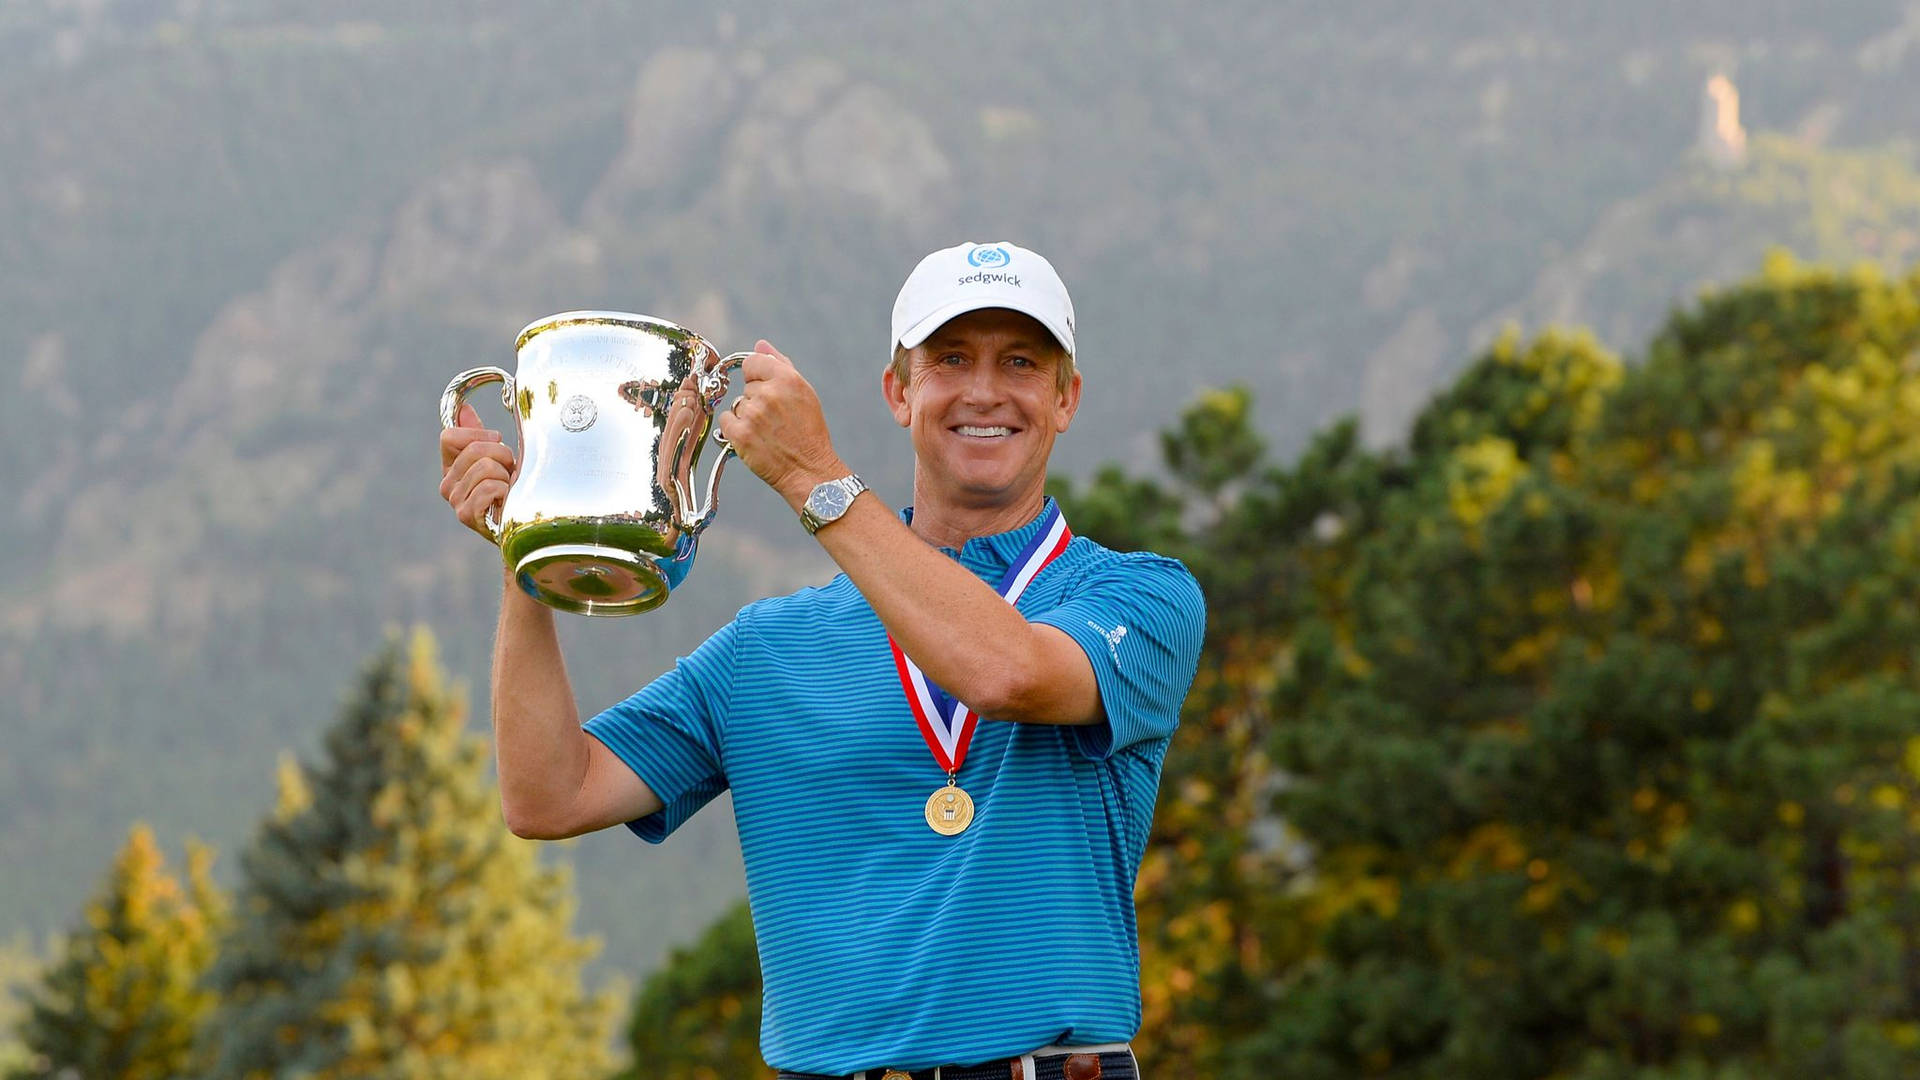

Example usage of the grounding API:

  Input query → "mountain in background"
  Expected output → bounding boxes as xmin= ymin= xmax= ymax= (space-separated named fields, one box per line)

xmin=4 ymin=0 xmax=1920 ymax=976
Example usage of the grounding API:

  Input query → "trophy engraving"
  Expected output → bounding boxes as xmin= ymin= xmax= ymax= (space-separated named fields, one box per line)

xmin=438 ymin=311 xmax=749 ymax=616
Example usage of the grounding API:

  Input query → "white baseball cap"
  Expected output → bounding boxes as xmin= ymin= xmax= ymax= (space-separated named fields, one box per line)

xmin=890 ymin=241 xmax=1076 ymax=358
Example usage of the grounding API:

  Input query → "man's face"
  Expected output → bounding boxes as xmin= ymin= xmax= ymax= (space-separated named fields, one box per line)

xmin=883 ymin=307 xmax=1082 ymax=510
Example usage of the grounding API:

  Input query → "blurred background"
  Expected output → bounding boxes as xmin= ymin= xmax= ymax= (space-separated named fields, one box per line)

xmin=7 ymin=1 xmax=1920 ymax=1076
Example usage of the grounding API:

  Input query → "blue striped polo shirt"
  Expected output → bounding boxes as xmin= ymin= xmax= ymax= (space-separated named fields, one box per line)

xmin=584 ymin=499 xmax=1204 ymax=1075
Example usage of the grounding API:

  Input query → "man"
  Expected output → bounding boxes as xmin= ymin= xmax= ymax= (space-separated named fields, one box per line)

xmin=438 ymin=242 xmax=1204 ymax=1079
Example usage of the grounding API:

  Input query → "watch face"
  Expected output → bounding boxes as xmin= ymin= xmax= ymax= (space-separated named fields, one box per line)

xmin=812 ymin=484 xmax=852 ymax=517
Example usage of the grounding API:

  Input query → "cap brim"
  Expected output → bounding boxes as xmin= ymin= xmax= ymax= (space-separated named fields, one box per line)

xmin=897 ymin=297 xmax=1074 ymax=356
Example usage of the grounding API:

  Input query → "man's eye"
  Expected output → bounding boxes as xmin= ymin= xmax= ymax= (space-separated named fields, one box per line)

xmin=1007 ymin=355 xmax=1035 ymax=368
xmin=939 ymin=354 xmax=966 ymax=365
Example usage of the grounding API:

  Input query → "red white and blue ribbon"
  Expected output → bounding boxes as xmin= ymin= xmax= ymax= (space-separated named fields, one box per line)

xmin=889 ymin=503 xmax=1072 ymax=774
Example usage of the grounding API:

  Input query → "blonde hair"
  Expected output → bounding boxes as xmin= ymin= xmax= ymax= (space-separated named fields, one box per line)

xmin=889 ymin=343 xmax=1078 ymax=393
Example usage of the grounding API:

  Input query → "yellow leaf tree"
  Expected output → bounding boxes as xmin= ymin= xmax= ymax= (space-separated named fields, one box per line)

xmin=10 ymin=824 xmax=223 ymax=1080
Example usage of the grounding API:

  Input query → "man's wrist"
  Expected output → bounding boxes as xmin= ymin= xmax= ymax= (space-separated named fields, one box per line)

xmin=500 ymin=567 xmax=557 ymax=619
xmin=780 ymin=459 xmax=853 ymax=511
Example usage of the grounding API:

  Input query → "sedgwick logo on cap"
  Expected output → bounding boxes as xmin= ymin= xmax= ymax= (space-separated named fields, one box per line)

xmin=958 ymin=245 xmax=1020 ymax=288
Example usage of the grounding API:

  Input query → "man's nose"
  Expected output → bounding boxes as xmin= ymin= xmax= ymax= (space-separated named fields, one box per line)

xmin=959 ymin=361 xmax=1006 ymax=405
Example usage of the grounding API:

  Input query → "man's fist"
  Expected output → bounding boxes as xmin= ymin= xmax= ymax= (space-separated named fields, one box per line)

xmin=714 ymin=340 xmax=849 ymax=508
xmin=438 ymin=403 xmax=518 ymax=540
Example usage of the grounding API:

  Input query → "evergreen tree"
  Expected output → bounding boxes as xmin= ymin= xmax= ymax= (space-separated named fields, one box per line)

xmin=10 ymin=824 xmax=223 ymax=1080
xmin=615 ymin=900 xmax=767 ymax=1080
xmin=1222 ymin=260 xmax=1920 ymax=1077
xmin=199 ymin=629 xmax=615 ymax=1080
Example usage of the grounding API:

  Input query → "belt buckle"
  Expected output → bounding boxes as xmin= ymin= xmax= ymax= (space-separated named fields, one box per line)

xmin=878 ymin=1071 xmax=913 ymax=1080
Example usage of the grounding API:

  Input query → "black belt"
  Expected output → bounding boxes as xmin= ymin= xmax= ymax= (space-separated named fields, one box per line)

xmin=777 ymin=1045 xmax=1138 ymax=1080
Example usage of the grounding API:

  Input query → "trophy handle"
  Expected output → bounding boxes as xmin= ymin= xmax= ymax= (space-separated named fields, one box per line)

xmin=439 ymin=366 xmax=516 ymax=544
xmin=676 ymin=350 xmax=750 ymax=535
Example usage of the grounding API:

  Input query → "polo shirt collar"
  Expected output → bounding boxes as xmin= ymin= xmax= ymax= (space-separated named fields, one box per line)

xmin=900 ymin=497 xmax=1062 ymax=578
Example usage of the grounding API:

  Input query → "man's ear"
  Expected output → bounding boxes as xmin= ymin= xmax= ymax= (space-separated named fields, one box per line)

xmin=1053 ymin=368 xmax=1083 ymax=434
xmin=883 ymin=363 xmax=912 ymax=428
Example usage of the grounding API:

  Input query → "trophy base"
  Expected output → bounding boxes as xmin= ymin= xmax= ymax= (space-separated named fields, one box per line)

xmin=514 ymin=544 xmax=669 ymax=616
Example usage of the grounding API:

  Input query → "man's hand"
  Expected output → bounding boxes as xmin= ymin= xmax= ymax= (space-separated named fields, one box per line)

xmin=438 ymin=403 xmax=518 ymax=540
xmin=715 ymin=340 xmax=851 ymax=508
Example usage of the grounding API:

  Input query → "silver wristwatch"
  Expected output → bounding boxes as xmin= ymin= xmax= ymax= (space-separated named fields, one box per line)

xmin=800 ymin=474 xmax=867 ymax=534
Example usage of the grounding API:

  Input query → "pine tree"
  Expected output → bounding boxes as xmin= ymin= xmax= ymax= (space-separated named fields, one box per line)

xmin=199 ymin=628 xmax=615 ymax=1080
xmin=9 ymin=824 xmax=223 ymax=1080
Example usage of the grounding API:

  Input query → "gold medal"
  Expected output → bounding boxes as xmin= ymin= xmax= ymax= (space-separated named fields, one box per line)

xmin=925 ymin=781 xmax=975 ymax=836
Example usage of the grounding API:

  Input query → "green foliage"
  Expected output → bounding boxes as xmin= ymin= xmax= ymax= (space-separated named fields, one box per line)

xmin=616 ymin=900 xmax=768 ymax=1080
xmin=1069 ymin=258 xmax=1920 ymax=1077
xmin=198 ymin=629 xmax=616 ymax=1080
xmin=1409 ymin=326 xmax=1621 ymax=459
xmin=9 ymin=825 xmax=223 ymax=1080
xmin=1162 ymin=386 xmax=1267 ymax=505
xmin=1238 ymin=260 xmax=1920 ymax=1077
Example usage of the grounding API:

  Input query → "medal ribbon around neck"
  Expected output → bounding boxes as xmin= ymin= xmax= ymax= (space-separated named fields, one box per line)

xmin=888 ymin=503 xmax=1072 ymax=774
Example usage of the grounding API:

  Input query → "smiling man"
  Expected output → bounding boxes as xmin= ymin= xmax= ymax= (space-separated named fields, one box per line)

xmin=438 ymin=241 xmax=1204 ymax=1080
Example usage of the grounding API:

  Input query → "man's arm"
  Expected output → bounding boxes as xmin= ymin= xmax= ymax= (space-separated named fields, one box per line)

xmin=714 ymin=346 xmax=1102 ymax=726
xmin=441 ymin=408 xmax=662 ymax=839
xmin=809 ymin=498 xmax=1103 ymax=726
xmin=490 ymin=576 xmax=664 ymax=838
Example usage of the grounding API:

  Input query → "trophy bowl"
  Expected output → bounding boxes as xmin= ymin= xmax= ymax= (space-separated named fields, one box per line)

xmin=439 ymin=311 xmax=748 ymax=616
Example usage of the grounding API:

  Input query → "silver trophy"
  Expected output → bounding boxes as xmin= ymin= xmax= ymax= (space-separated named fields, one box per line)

xmin=439 ymin=311 xmax=748 ymax=615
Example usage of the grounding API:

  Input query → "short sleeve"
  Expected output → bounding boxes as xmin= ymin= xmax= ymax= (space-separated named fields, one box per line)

xmin=1031 ymin=553 xmax=1205 ymax=759
xmin=582 ymin=618 xmax=737 ymax=842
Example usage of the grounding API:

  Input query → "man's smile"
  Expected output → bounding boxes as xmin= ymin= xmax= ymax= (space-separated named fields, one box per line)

xmin=953 ymin=424 xmax=1017 ymax=439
